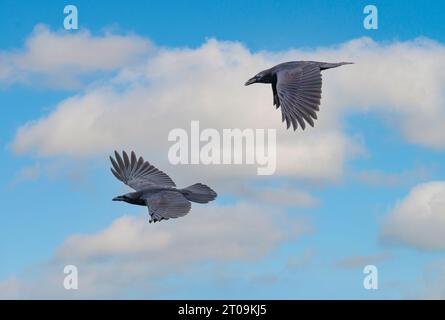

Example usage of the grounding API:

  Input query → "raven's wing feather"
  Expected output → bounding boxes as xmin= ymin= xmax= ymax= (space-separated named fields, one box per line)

xmin=275 ymin=64 xmax=322 ymax=131
xmin=110 ymin=151 xmax=176 ymax=191
xmin=145 ymin=191 xmax=191 ymax=223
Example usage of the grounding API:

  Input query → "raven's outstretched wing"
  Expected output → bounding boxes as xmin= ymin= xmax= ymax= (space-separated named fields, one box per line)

xmin=275 ymin=64 xmax=322 ymax=130
xmin=110 ymin=151 xmax=176 ymax=191
xmin=145 ymin=191 xmax=191 ymax=223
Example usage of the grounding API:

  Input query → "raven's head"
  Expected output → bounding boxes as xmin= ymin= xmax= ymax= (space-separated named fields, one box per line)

xmin=245 ymin=70 xmax=272 ymax=86
xmin=112 ymin=192 xmax=139 ymax=203
xmin=112 ymin=195 xmax=126 ymax=202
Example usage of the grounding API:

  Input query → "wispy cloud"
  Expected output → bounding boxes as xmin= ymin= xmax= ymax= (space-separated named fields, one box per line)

xmin=354 ymin=166 xmax=433 ymax=188
xmin=8 ymin=162 xmax=41 ymax=188
xmin=335 ymin=252 xmax=392 ymax=269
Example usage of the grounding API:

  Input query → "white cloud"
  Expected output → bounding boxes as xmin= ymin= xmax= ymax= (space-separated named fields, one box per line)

xmin=0 ymin=24 xmax=151 ymax=88
xmin=56 ymin=203 xmax=305 ymax=262
xmin=10 ymin=33 xmax=358 ymax=184
xmin=380 ymin=181 xmax=445 ymax=250
xmin=0 ymin=202 xmax=309 ymax=298
xmin=321 ymin=37 xmax=445 ymax=149
xmin=8 ymin=31 xmax=445 ymax=187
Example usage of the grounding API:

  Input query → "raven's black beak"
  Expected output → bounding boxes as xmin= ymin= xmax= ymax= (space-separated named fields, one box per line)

xmin=113 ymin=196 xmax=124 ymax=201
xmin=244 ymin=77 xmax=257 ymax=86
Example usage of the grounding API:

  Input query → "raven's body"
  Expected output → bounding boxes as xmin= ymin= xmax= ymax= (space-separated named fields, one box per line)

xmin=245 ymin=61 xmax=352 ymax=131
xmin=110 ymin=151 xmax=217 ymax=223
xmin=114 ymin=186 xmax=192 ymax=207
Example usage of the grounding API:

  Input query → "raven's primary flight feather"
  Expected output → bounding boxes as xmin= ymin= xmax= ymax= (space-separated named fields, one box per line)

xmin=245 ymin=61 xmax=352 ymax=131
xmin=110 ymin=150 xmax=176 ymax=190
xmin=110 ymin=151 xmax=217 ymax=223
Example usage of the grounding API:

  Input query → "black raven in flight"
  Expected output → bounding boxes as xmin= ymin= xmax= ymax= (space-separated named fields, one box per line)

xmin=245 ymin=61 xmax=352 ymax=131
xmin=110 ymin=151 xmax=217 ymax=223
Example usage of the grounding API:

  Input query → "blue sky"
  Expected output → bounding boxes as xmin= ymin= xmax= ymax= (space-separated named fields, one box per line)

xmin=1 ymin=0 xmax=445 ymax=299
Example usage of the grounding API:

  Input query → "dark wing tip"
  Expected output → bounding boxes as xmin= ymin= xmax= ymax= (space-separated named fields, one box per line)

xmin=123 ymin=151 xmax=130 ymax=165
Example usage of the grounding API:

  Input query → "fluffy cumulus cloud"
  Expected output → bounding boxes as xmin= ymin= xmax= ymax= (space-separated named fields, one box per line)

xmin=380 ymin=181 xmax=445 ymax=250
xmin=0 ymin=24 xmax=151 ymax=88
xmin=296 ymin=36 xmax=445 ymax=150
xmin=0 ymin=202 xmax=309 ymax=298
xmin=7 ymin=28 xmax=445 ymax=188
xmin=10 ymin=34 xmax=354 ymax=184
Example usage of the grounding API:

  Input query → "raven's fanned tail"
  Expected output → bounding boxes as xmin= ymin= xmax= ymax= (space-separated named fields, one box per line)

xmin=181 ymin=183 xmax=217 ymax=203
